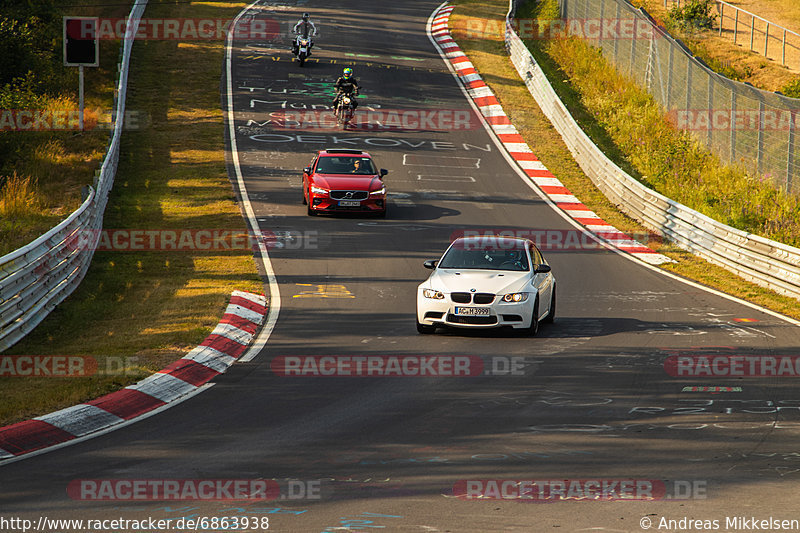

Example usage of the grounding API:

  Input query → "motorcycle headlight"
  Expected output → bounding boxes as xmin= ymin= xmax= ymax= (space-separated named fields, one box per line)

xmin=502 ymin=292 xmax=528 ymax=302
xmin=369 ymin=187 xmax=385 ymax=196
xmin=300 ymin=39 xmax=308 ymax=45
xmin=310 ymin=185 xmax=329 ymax=195
xmin=422 ymin=288 xmax=444 ymax=300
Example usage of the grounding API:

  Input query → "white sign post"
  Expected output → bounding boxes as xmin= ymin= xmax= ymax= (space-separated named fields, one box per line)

xmin=63 ymin=17 xmax=99 ymax=131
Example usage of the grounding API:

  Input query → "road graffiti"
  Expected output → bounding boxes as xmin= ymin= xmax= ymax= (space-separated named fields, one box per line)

xmin=679 ymin=451 xmax=800 ymax=477
xmin=107 ymin=503 xmax=308 ymax=515
xmin=630 ymin=399 xmax=800 ymax=415
xmin=435 ymin=390 xmax=614 ymax=412
xmin=345 ymin=449 xmax=593 ymax=466
xmin=246 ymin=133 xmax=492 ymax=150
xmin=321 ymin=512 xmax=404 ymax=533
xmin=528 ymin=421 xmax=800 ymax=433
xmin=344 ymin=52 xmax=426 ymax=62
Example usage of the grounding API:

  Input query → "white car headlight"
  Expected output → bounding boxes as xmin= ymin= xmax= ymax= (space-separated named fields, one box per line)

xmin=310 ymin=185 xmax=329 ymax=195
xmin=422 ymin=288 xmax=444 ymax=299
xmin=502 ymin=292 xmax=529 ymax=302
xmin=369 ymin=187 xmax=385 ymax=196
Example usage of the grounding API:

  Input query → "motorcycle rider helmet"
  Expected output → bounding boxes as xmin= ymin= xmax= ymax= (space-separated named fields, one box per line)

xmin=302 ymin=13 xmax=309 ymax=21
xmin=343 ymin=68 xmax=353 ymax=79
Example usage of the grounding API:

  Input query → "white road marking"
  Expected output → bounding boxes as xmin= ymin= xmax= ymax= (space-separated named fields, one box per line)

xmin=226 ymin=0 xmax=281 ymax=362
xmin=392 ymin=197 xmax=416 ymax=207
xmin=416 ymin=174 xmax=476 ymax=182
xmin=402 ymin=154 xmax=481 ymax=168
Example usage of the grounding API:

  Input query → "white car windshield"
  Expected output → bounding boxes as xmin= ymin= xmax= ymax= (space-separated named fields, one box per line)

xmin=438 ymin=247 xmax=530 ymax=271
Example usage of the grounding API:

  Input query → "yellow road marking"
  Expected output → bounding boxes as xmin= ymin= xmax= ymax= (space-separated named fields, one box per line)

xmin=293 ymin=283 xmax=355 ymax=298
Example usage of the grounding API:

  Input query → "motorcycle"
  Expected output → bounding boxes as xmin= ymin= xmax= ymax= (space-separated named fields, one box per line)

xmin=334 ymin=92 xmax=356 ymax=128
xmin=293 ymin=34 xmax=312 ymax=66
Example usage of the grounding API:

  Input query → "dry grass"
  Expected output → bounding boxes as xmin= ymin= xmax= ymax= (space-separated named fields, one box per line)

xmin=0 ymin=172 xmax=41 ymax=218
xmin=732 ymin=0 xmax=800 ymax=28
xmin=0 ymin=97 xmax=112 ymax=257
xmin=631 ymin=0 xmax=800 ymax=91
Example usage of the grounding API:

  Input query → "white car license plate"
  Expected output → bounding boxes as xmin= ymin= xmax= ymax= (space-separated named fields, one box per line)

xmin=338 ymin=200 xmax=361 ymax=207
xmin=454 ymin=307 xmax=490 ymax=316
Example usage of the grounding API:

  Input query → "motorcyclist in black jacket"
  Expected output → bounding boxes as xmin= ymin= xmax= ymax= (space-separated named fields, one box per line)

xmin=291 ymin=13 xmax=317 ymax=54
xmin=332 ymin=68 xmax=360 ymax=111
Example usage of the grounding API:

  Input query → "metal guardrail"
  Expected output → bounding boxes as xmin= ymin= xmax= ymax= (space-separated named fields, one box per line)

xmin=506 ymin=0 xmax=800 ymax=300
xmin=0 ymin=1 xmax=149 ymax=352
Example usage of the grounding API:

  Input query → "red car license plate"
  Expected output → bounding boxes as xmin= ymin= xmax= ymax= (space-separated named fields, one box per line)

xmin=338 ymin=200 xmax=361 ymax=207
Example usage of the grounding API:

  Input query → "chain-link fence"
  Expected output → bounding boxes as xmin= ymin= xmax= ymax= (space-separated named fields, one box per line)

xmin=560 ymin=0 xmax=800 ymax=193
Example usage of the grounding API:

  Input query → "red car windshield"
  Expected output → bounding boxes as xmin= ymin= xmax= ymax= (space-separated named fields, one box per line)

xmin=316 ymin=156 xmax=376 ymax=175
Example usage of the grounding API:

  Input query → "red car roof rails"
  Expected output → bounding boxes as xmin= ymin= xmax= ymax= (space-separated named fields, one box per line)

xmin=323 ymin=149 xmax=365 ymax=154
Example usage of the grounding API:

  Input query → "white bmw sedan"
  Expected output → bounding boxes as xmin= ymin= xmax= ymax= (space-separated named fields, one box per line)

xmin=416 ymin=236 xmax=555 ymax=335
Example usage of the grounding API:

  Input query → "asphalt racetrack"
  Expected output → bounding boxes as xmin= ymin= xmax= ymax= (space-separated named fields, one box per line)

xmin=2 ymin=1 xmax=800 ymax=531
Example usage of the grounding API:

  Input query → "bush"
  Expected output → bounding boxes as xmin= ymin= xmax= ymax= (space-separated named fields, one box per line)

xmin=0 ymin=1 xmax=65 ymax=94
xmin=780 ymin=78 xmax=800 ymax=99
xmin=669 ymin=0 xmax=717 ymax=30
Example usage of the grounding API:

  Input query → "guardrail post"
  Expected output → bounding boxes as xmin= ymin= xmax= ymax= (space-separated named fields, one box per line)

xmin=781 ymin=29 xmax=786 ymax=65
xmin=765 ymin=22 xmax=769 ymax=57
xmin=749 ymin=14 xmax=754 ymax=51
xmin=718 ymin=1 xmax=723 ymax=37
xmin=733 ymin=9 xmax=738 ymax=43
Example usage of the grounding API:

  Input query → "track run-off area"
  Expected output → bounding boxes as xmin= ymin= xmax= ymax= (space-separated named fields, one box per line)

xmin=3 ymin=0 xmax=800 ymax=531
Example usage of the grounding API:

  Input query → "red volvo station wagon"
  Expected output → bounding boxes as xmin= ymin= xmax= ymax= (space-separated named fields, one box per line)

xmin=302 ymin=149 xmax=388 ymax=216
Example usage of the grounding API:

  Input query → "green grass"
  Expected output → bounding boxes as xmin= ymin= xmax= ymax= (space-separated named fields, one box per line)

xmin=448 ymin=0 xmax=800 ymax=320
xmin=0 ymin=1 xmax=261 ymax=427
